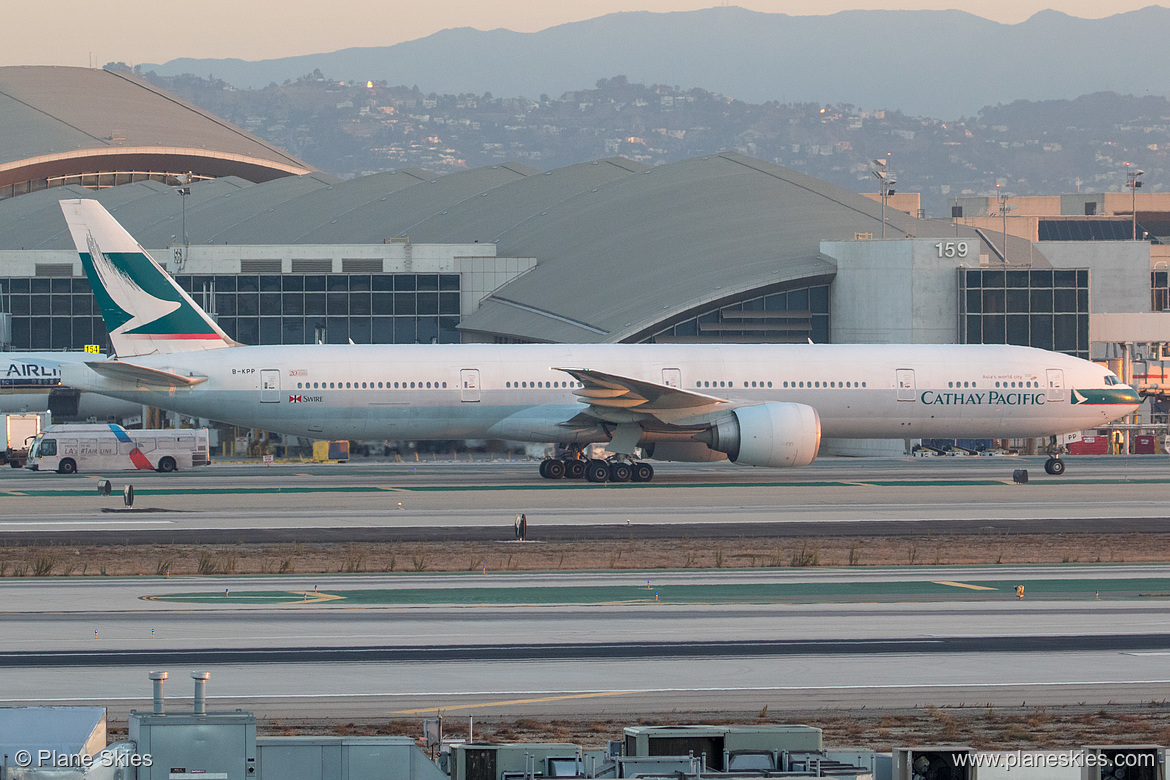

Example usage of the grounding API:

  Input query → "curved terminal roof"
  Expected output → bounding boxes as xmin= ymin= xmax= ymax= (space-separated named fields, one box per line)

xmin=0 ymin=66 xmax=313 ymax=194
xmin=0 ymin=151 xmax=1030 ymax=343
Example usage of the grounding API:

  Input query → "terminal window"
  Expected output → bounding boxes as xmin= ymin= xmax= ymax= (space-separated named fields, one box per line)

xmin=174 ymin=272 xmax=461 ymax=345
xmin=1153 ymin=270 xmax=1169 ymax=311
xmin=958 ymin=268 xmax=1089 ymax=359
xmin=0 ymin=272 xmax=462 ymax=351
xmin=646 ymin=283 xmax=830 ymax=344
xmin=0 ymin=277 xmax=109 ymax=351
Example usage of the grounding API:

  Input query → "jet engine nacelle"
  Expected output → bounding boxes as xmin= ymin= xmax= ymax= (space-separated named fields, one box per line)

xmin=706 ymin=402 xmax=821 ymax=468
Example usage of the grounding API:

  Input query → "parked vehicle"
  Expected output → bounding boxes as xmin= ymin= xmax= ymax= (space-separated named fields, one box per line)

xmin=2 ymin=412 xmax=50 ymax=468
xmin=26 ymin=424 xmax=210 ymax=474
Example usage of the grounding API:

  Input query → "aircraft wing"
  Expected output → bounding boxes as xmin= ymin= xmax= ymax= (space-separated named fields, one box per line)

xmin=555 ymin=367 xmax=727 ymax=413
xmin=85 ymin=360 xmax=208 ymax=388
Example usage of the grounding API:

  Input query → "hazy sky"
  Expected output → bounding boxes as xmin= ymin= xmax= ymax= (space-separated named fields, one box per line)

xmin=8 ymin=0 xmax=1160 ymax=69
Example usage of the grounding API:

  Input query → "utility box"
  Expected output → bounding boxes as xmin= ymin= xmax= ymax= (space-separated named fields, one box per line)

xmin=312 ymin=440 xmax=350 ymax=461
xmin=1067 ymin=436 xmax=1109 ymax=455
xmin=1081 ymin=745 xmax=1164 ymax=780
xmin=1135 ymin=435 xmax=1157 ymax=454
xmin=893 ymin=747 xmax=974 ymax=780
xmin=622 ymin=725 xmax=822 ymax=771
xmin=450 ymin=743 xmax=580 ymax=780
xmin=130 ymin=711 xmax=257 ymax=780
xmin=257 ymin=736 xmax=450 ymax=780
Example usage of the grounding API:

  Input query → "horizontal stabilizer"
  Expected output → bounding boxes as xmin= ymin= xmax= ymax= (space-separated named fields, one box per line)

xmin=86 ymin=360 xmax=208 ymax=387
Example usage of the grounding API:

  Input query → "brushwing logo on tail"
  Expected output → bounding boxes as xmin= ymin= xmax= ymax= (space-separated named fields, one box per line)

xmin=85 ymin=232 xmax=180 ymax=337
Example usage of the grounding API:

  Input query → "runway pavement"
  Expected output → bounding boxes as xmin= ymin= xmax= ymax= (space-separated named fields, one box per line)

xmin=4 ymin=456 xmax=1170 ymax=719
xmin=2 ymin=455 xmax=1170 ymax=542
xmin=3 ymin=565 xmax=1170 ymax=718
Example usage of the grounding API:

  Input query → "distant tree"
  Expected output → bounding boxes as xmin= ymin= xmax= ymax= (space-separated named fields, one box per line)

xmin=104 ymin=62 xmax=132 ymax=73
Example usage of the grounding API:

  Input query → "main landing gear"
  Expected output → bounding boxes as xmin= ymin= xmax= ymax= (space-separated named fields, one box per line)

xmin=539 ymin=457 xmax=655 ymax=483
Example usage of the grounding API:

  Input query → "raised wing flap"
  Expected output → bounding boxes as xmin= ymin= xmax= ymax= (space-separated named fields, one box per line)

xmin=86 ymin=360 xmax=208 ymax=387
xmin=555 ymin=367 xmax=727 ymax=412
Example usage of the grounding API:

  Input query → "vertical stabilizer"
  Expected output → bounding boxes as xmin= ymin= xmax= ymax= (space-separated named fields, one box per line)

xmin=59 ymin=199 xmax=238 ymax=357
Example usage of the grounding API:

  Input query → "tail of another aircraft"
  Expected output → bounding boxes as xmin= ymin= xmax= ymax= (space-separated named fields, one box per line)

xmin=59 ymin=199 xmax=238 ymax=358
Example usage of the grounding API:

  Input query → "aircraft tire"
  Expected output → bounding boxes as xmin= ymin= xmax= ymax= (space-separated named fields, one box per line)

xmin=1044 ymin=457 xmax=1066 ymax=476
xmin=538 ymin=460 xmax=551 ymax=479
xmin=564 ymin=459 xmax=585 ymax=479
xmin=608 ymin=462 xmax=632 ymax=482
xmin=631 ymin=462 xmax=654 ymax=482
xmin=545 ymin=459 xmax=566 ymax=479
xmin=584 ymin=459 xmax=610 ymax=483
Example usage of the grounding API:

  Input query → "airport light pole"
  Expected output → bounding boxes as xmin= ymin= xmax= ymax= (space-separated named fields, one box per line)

xmin=872 ymin=156 xmax=896 ymax=239
xmin=1126 ymin=163 xmax=1145 ymax=241
xmin=997 ymin=185 xmax=1016 ymax=264
xmin=177 ymin=171 xmax=192 ymax=254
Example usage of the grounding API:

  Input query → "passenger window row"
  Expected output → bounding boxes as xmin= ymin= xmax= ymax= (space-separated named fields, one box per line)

xmin=293 ymin=380 xmax=585 ymax=390
xmin=696 ymin=380 xmax=869 ymax=389
xmin=505 ymin=381 xmax=583 ymax=389
xmin=296 ymin=381 xmax=449 ymax=389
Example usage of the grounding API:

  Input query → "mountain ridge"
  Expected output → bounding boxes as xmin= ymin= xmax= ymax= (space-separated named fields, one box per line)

xmin=139 ymin=5 xmax=1170 ymax=117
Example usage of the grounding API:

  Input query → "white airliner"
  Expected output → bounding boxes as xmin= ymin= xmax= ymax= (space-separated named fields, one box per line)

xmin=56 ymin=199 xmax=1139 ymax=481
xmin=1 ymin=351 xmax=140 ymax=420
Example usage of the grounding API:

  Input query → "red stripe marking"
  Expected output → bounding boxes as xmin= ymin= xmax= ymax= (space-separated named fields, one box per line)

xmin=129 ymin=448 xmax=154 ymax=470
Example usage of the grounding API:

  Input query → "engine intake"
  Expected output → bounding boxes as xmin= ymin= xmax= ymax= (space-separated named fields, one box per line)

xmin=705 ymin=402 xmax=821 ymax=468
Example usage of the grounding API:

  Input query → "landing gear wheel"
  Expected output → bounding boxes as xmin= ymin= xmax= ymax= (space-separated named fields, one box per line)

xmin=539 ymin=459 xmax=552 ymax=479
xmin=564 ymin=459 xmax=585 ymax=479
xmin=545 ymin=459 xmax=566 ymax=479
xmin=584 ymin=459 xmax=610 ymax=483
xmin=1044 ymin=457 xmax=1065 ymax=476
xmin=608 ymin=462 xmax=632 ymax=482
xmin=631 ymin=462 xmax=654 ymax=482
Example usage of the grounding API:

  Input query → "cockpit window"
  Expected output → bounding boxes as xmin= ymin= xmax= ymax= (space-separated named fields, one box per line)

xmin=1104 ymin=375 xmax=1121 ymax=386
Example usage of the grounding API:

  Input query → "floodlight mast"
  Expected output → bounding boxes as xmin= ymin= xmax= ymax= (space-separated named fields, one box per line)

xmin=1126 ymin=163 xmax=1145 ymax=241
xmin=996 ymin=184 xmax=1016 ymax=264
xmin=872 ymin=156 xmax=895 ymax=239
xmin=176 ymin=171 xmax=192 ymax=252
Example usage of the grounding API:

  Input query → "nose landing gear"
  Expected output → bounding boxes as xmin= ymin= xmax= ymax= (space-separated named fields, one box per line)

xmin=1044 ymin=436 xmax=1067 ymax=475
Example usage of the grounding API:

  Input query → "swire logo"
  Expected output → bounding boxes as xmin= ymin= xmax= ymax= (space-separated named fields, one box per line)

xmin=289 ymin=395 xmax=302 ymax=403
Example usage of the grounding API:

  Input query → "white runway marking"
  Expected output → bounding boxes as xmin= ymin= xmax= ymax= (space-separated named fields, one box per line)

xmin=0 ymin=520 xmax=174 ymax=526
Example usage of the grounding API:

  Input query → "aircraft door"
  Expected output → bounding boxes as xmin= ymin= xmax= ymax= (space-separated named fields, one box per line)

xmin=460 ymin=369 xmax=481 ymax=402
xmin=662 ymin=368 xmax=682 ymax=388
xmin=896 ymin=368 xmax=916 ymax=401
xmin=260 ymin=369 xmax=280 ymax=403
xmin=1046 ymin=368 xmax=1066 ymax=402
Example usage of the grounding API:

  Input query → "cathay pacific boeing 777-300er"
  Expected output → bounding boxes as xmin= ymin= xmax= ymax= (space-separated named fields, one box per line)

xmin=55 ymin=199 xmax=1139 ymax=481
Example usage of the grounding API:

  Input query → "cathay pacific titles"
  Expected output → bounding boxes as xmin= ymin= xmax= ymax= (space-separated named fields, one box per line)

xmin=920 ymin=391 xmax=1046 ymax=406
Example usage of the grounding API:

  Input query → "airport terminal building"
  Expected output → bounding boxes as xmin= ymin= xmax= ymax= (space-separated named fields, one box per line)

xmin=2 ymin=66 xmax=1168 ymax=450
